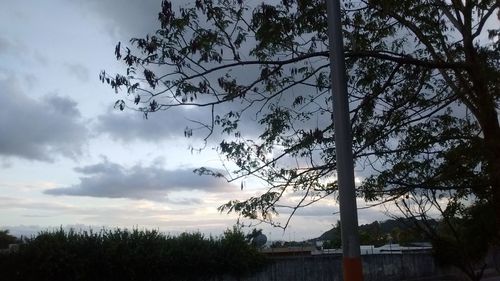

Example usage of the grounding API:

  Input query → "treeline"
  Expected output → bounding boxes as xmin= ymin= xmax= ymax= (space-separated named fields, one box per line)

xmin=319 ymin=219 xmax=435 ymax=248
xmin=0 ymin=227 xmax=267 ymax=281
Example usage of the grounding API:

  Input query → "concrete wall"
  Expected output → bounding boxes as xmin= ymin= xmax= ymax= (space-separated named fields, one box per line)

xmin=234 ymin=253 xmax=448 ymax=281
xmin=245 ymin=254 xmax=343 ymax=281
xmin=362 ymin=253 xmax=439 ymax=281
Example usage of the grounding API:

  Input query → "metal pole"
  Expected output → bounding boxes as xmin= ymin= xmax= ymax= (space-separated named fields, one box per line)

xmin=325 ymin=0 xmax=364 ymax=280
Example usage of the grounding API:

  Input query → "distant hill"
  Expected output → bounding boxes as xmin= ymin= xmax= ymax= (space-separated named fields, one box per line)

xmin=316 ymin=218 xmax=437 ymax=246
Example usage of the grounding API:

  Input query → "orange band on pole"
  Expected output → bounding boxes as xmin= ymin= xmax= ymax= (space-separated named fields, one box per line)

xmin=343 ymin=256 xmax=364 ymax=281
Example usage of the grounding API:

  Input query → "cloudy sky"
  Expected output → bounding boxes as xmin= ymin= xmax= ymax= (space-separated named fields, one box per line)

xmin=0 ymin=0 xmax=390 ymax=240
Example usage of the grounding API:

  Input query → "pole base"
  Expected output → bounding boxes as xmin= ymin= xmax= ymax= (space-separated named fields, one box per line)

xmin=343 ymin=256 xmax=363 ymax=281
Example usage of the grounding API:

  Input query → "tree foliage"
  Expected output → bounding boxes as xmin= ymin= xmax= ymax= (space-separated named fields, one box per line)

xmin=430 ymin=203 xmax=495 ymax=281
xmin=394 ymin=189 xmax=498 ymax=280
xmin=102 ymin=0 xmax=500 ymax=256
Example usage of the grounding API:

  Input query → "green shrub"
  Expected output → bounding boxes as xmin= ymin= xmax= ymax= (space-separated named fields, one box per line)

xmin=0 ymin=227 xmax=267 ymax=281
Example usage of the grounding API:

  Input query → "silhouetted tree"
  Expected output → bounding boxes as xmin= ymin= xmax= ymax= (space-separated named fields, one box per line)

xmin=103 ymin=1 xmax=500 ymax=277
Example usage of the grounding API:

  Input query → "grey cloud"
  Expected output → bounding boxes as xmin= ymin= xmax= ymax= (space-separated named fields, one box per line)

xmin=89 ymin=0 xmax=328 ymax=144
xmin=358 ymin=207 xmax=391 ymax=225
xmin=0 ymin=76 xmax=88 ymax=161
xmin=0 ymin=35 xmax=49 ymax=65
xmin=96 ymin=110 xmax=180 ymax=142
xmin=43 ymin=94 xmax=81 ymax=116
xmin=96 ymin=100 xmax=268 ymax=144
xmin=75 ymin=160 xmax=122 ymax=174
xmin=64 ymin=63 xmax=90 ymax=82
xmin=278 ymin=202 xmax=339 ymax=218
xmin=23 ymin=74 xmax=38 ymax=89
xmin=80 ymin=0 xmax=322 ymax=144
xmin=71 ymin=0 xmax=163 ymax=40
xmin=294 ymin=206 xmax=338 ymax=217
xmin=80 ymin=0 xmax=292 ymax=139
xmin=0 ymin=37 xmax=25 ymax=56
xmin=44 ymin=159 xmax=235 ymax=201
xmin=0 ymin=37 xmax=14 ymax=54
xmin=33 ymin=51 xmax=49 ymax=66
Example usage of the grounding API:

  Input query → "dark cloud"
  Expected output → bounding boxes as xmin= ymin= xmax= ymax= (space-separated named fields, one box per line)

xmin=44 ymin=159 xmax=235 ymax=201
xmin=70 ymin=0 xmax=163 ymax=40
xmin=43 ymin=95 xmax=81 ymax=116
xmin=0 ymin=76 xmax=88 ymax=162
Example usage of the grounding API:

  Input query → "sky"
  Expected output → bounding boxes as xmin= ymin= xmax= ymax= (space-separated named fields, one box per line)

xmin=0 ymin=0 xmax=391 ymax=240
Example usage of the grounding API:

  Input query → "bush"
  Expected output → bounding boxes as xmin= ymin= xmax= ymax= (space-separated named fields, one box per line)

xmin=0 ymin=229 xmax=17 ymax=249
xmin=0 ymin=227 xmax=267 ymax=281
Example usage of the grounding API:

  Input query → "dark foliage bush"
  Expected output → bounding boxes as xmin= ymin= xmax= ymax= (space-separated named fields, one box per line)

xmin=0 ymin=227 xmax=267 ymax=281
xmin=0 ymin=230 xmax=17 ymax=249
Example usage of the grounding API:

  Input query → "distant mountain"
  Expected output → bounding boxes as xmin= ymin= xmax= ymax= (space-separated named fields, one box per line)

xmin=316 ymin=218 xmax=437 ymax=246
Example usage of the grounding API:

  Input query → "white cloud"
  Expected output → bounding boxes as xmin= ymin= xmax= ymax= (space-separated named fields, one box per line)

xmin=0 ymin=196 xmax=74 ymax=212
